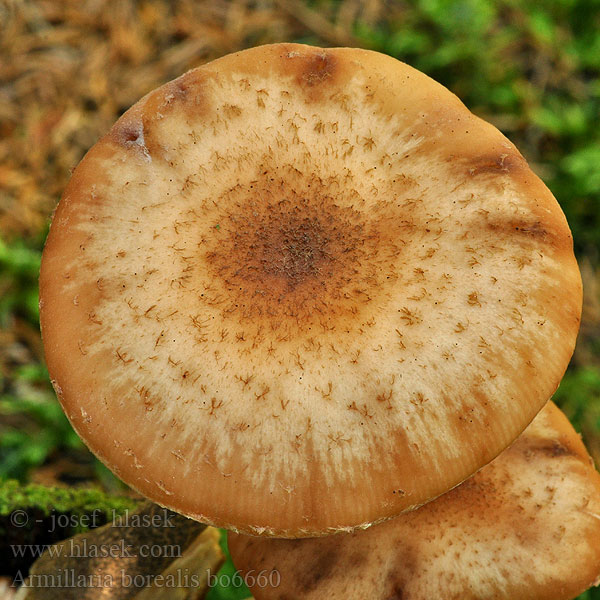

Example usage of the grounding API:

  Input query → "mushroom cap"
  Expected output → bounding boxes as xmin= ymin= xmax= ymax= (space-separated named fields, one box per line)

xmin=229 ymin=402 xmax=600 ymax=600
xmin=40 ymin=43 xmax=581 ymax=536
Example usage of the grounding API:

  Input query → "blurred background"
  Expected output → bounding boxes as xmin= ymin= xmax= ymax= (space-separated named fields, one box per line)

xmin=0 ymin=0 xmax=599 ymax=597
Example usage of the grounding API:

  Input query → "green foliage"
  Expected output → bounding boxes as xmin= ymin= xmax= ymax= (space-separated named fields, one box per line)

xmin=0 ymin=369 xmax=126 ymax=489
xmin=205 ymin=530 xmax=251 ymax=600
xmin=554 ymin=366 xmax=600 ymax=435
xmin=0 ymin=392 xmax=83 ymax=481
xmin=0 ymin=236 xmax=42 ymax=326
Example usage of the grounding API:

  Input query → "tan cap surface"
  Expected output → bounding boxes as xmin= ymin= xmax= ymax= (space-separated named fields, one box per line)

xmin=229 ymin=402 xmax=600 ymax=599
xmin=40 ymin=43 xmax=581 ymax=536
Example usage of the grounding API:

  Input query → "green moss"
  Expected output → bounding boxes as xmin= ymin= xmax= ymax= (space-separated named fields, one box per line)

xmin=0 ymin=481 xmax=141 ymax=577
xmin=0 ymin=480 xmax=138 ymax=519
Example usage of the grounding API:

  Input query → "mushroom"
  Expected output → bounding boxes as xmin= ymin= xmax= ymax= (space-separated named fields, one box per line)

xmin=39 ymin=43 xmax=581 ymax=536
xmin=228 ymin=401 xmax=600 ymax=600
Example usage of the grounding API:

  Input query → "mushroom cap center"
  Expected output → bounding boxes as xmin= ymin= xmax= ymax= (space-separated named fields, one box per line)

xmin=203 ymin=170 xmax=401 ymax=333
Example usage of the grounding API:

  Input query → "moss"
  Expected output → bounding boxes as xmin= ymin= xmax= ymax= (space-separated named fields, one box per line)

xmin=0 ymin=479 xmax=138 ymax=518
xmin=0 ymin=480 xmax=141 ymax=577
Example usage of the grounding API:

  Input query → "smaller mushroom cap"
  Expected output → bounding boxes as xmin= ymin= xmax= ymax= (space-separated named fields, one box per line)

xmin=229 ymin=402 xmax=600 ymax=600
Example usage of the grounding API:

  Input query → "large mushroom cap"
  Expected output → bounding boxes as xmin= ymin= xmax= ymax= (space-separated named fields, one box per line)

xmin=40 ymin=43 xmax=581 ymax=536
xmin=229 ymin=402 xmax=600 ymax=599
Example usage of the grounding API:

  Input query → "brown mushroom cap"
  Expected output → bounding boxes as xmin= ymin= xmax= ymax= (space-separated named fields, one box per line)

xmin=40 ymin=43 xmax=581 ymax=536
xmin=229 ymin=402 xmax=600 ymax=600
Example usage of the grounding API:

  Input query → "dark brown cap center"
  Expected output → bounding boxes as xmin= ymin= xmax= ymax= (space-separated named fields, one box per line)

xmin=201 ymin=169 xmax=402 ymax=335
xmin=253 ymin=201 xmax=334 ymax=289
